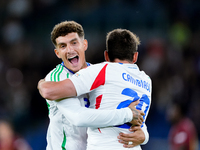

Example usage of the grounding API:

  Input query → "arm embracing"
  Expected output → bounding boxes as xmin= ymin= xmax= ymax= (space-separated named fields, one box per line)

xmin=56 ymin=98 xmax=133 ymax=127
xmin=140 ymin=124 xmax=149 ymax=145
xmin=37 ymin=79 xmax=77 ymax=100
xmin=117 ymin=124 xmax=149 ymax=148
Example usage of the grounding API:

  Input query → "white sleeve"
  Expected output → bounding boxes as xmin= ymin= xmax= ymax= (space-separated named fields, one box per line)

xmin=140 ymin=123 xmax=149 ymax=145
xmin=70 ymin=63 xmax=105 ymax=96
xmin=56 ymin=97 xmax=133 ymax=127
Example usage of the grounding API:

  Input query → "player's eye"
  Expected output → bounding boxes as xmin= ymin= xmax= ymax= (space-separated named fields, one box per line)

xmin=60 ymin=45 xmax=66 ymax=48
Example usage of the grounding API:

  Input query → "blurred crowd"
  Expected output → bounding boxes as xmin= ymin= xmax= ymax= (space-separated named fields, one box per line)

xmin=0 ymin=0 xmax=200 ymax=149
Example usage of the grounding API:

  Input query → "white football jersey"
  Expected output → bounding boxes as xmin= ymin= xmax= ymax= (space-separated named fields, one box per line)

xmin=45 ymin=62 xmax=88 ymax=150
xmin=45 ymin=62 xmax=141 ymax=150
xmin=70 ymin=62 xmax=152 ymax=150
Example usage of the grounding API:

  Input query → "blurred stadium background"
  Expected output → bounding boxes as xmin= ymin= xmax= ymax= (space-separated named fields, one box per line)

xmin=0 ymin=0 xmax=200 ymax=149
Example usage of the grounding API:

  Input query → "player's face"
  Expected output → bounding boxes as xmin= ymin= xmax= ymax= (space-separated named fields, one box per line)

xmin=54 ymin=32 xmax=88 ymax=73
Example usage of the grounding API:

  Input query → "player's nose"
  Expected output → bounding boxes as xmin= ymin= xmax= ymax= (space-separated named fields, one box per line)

xmin=66 ymin=45 xmax=73 ymax=52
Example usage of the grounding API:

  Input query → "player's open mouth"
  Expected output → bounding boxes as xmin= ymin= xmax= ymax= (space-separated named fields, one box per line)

xmin=68 ymin=55 xmax=79 ymax=65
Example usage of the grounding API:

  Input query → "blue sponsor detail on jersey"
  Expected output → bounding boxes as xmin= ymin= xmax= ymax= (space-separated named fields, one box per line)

xmin=128 ymin=66 xmax=138 ymax=69
xmin=122 ymin=73 xmax=150 ymax=92
xmin=84 ymin=98 xmax=90 ymax=108
xmin=116 ymin=88 xmax=150 ymax=129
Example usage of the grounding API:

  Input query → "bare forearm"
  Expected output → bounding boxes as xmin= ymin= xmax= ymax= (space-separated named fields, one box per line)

xmin=37 ymin=79 xmax=77 ymax=100
xmin=117 ymin=126 xmax=147 ymax=148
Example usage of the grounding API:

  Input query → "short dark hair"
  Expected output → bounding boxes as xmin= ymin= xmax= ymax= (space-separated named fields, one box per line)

xmin=106 ymin=29 xmax=140 ymax=62
xmin=51 ymin=21 xmax=84 ymax=46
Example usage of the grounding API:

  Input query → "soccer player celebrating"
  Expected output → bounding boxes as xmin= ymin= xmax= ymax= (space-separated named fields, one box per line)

xmin=39 ymin=21 xmax=149 ymax=150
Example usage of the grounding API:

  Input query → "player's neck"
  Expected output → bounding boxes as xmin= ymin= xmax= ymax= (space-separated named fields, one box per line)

xmin=113 ymin=58 xmax=133 ymax=64
xmin=80 ymin=61 xmax=88 ymax=69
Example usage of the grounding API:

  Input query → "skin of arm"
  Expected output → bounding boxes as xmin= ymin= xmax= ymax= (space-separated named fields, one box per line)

xmin=118 ymin=125 xmax=148 ymax=148
xmin=38 ymin=78 xmax=76 ymax=100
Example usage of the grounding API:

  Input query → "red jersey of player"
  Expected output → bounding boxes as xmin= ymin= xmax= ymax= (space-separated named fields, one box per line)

xmin=167 ymin=100 xmax=198 ymax=150
xmin=169 ymin=117 xmax=198 ymax=150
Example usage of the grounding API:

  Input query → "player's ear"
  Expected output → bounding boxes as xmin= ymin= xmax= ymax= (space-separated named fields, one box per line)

xmin=83 ymin=39 xmax=88 ymax=51
xmin=133 ymin=52 xmax=138 ymax=63
xmin=54 ymin=49 xmax=61 ymax=58
xmin=104 ymin=50 xmax=110 ymax=62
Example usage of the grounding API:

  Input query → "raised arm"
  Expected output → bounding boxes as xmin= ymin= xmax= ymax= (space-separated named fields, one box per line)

xmin=38 ymin=79 xmax=77 ymax=100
